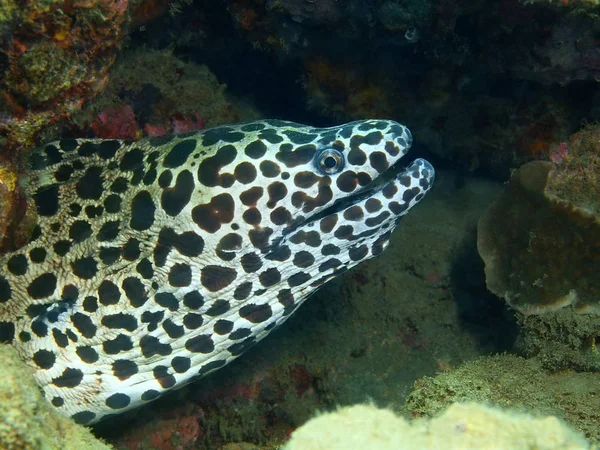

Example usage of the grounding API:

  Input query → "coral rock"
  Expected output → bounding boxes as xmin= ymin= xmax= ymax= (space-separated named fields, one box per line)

xmin=285 ymin=401 xmax=589 ymax=449
xmin=477 ymin=157 xmax=600 ymax=315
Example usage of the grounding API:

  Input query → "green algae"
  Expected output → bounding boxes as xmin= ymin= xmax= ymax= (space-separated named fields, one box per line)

xmin=404 ymin=353 xmax=600 ymax=442
xmin=286 ymin=401 xmax=589 ymax=449
xmin=0 ymin=344 xmax=113 ymax=450
xmin=7 ymin=42 xmax=87 ymax=106
xmin=546 ymin=124 xmax=600 ymax=217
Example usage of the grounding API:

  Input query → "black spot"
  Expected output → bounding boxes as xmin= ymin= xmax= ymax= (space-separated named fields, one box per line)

xmin=131 ymin=191 xmax=156 ymax=231
xmin=71 ymin=256 xmax=97 ymax=279
xmin=7 ymin=254 xmax=27 ymax=276
xmin=228 ymin=337 xmax=257 ymax=356
xmin=60 ymin=138 xmax=78 ymax=152
xmin=241 ymin=253 xmax=262 ymax=273
xmin=205 ymin=299 xmax=230 ymax=317
xmin=259 ymin=160 xmax=280 ymax=177
xmin=201 ymin=265 xmax=237 ymax=292
xmin=141 ymin=310 xmax=164 ymax=332
xmin=185 ymin=334 xmax=214 ymax=353
xmin=103 ymin=334 xmax=133 ymax=354
xmin=52 ymin=397 xmax=64 ymax=407
xmin=244 ymin=140 xmax=267 ymax=159
xmin=293 ymin=251 xmax=315 ymax=268
xmin=264 ymin=245 xmax=291 ymax=262
xmin=110 ymin=177 xmax=129 ymax=193
xmin=106 ymin=393 xmax=131 ymax=409
xmin=99 ymin=247 xmax=121 ymax=265
xmin=122 ymin=238 xmax=141 ymax=261
xmin=158 ymin=228 xmax=204 ymax=257
xmin=141 ymin=390 xmax=160 ymax=401
xmin=319 ymin=258 xmax=342 ymax=272
xmin=153 ymin=365 xmax=176 ymax=389
xmin=343 ymin=205 xmax=364 ymax=221
xmin=242 ymin=207 xmax=261 ymax=225
xmin=122 ymin=277 xmax=148 ymax=307
xmin=183 ymin=313 xmax=204 ymax=329
xmin=229 ymin=328 xmax=251 ymax=341
xmin=29 ymin=247 xmax=47 ymax=263
xmin=0 ymin=321 xmax=15 ymax=342
xmin=163 ymin=319 xmax=185 ymax=339
xmin=33 ymin=349 xmax=55 ymax=369
xmin=113 ymin=359 xmax=139 ymax=380
xmin=258 ymin=268 xmax=281 ymax=287
xmin=136 ymin=259 xmax=154 ymax=279
xmin=104 ymin=194 xmax=121 ymax=213
xmin=239 ymin=186 xmax=263 ymax=206
xmin=55 ymin=164 xmax=74 ymax=182
xmin=120 ymin=148 xmax=144 ymax=171
xmin=52 ymin=328 xmax=68 ymax=347
xmin=198 ymin=144 xmax=237 ymax=187
xmin=239 ymin=303 xmax=272 ymax=323
xmin=267 ymin=182 xmax=287 ymax=208
xmin=214 ymin=319 xmax=234 ymax=335
xmin=82 ymin=296 xmax=98 ymax=313
xmin=27 ymin=273 xmax=57 ymax=299
xmin=97 ymin=220 xmax=120 ymax=241
xmin=248 ymin=227 xmax=273 ymax=250
xmin=154 ymin=292 xmax=179 ymax=311
xmin=164 ymin=139 xmax=196 ymax=168
xmin=276 ymin=144 xmax=316 ymax=168
xmin=234 ymin=162 xmax=257 ymax=184
xmin=71 ymin=410 xmax=96 ymax=425
xmin=202 ymin=127 xmax=245 ymax=146
xmin=192 ymin=193 xmax=234 ymax=233
xmin=183 ymin=291 xmax=204 ymax=309
xmin=158 ymin=170 xmax=173 ymax=188
xmin=241 ymin=122 xmax=266 ymax=132
xmin=171 ymin=356 xmax=191 ymax=373
xmin=98 ymin=280 xmax=120 ymax=306
xmin=52 ymin=368 xmax=83 ymax=388
xmin=168 ymin=263 xmax=192 ymax=287
xmin=270 ymin=206 xmax=292 ymax=225
xmin=233 ymin=282 xmax=253 ymax=300
xmin=288 ymin=272 xmax=311 ymax=287
xmin=334 ymin=225 xmax=354 ymax=240
xmin=140 ymin=335 xmax=172 ymax=358
xmin=76 ymin=346 xmax=99 ymax=363
xmin=161 ymin=170 xmax=194 ymax=216
xmin=34 ymin=185 xmax=60 ymax=216
xmin=259 ymin=129 xmax=284 ymax=144
xmin=71 ymin=312 xmax=97 ymax=338
xmin=102 ymin=313 xmax=138 ymax=331
xmin=69 ymin=220 xmax=92 ymax=243
xmin=76 ymin=166 xmax=103 ymax=200
xmin=53 ymin=240 xmax=71 ymax=256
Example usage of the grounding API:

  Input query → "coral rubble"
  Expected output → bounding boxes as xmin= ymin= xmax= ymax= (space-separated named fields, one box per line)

xmin=0 ymin=344 xmax=112 ymax=450
xmin=405 ymin=354 xmax=600 ymax=442
xmin=286 ymin=401 xmax=589 ymax=449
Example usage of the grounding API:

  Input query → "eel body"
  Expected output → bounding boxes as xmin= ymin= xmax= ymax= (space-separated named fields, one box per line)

xmin=0 ymin=119 xmax=434 ymax=424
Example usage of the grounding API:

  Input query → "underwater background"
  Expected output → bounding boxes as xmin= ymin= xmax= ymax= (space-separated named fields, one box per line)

xmin=0 ymin=0 xmax=599 ymax=448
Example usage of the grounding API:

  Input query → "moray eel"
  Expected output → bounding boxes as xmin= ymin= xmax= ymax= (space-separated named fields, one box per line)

xmin=0 ymin=119 xmax=434 ymax=424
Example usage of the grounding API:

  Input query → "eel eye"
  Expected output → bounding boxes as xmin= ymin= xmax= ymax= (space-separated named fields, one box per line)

xmin=317 ymin=148 xmax=344 ymax=174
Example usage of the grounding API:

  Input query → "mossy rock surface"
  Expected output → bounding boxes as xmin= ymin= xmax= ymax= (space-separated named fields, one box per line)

xmin=404 ymin=354 xmax=600 ymax=442
xmin=478 ymin=158 xmax=600 ymax=314
xmin=0 ymin=344 xmax=112 ymax=450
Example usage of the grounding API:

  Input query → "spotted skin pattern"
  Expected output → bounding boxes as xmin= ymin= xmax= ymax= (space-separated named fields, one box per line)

xmin=0 ymin=119 xmax=434 ymax=424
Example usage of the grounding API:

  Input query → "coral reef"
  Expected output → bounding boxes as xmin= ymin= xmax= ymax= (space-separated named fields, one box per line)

xmin=0 ymin=0 xmax=135 ymax=152
xmin=285 ymin=401 xmax=589 ymax=449
xmin=478 ymin=157 xmax=600 ymax=314
xmin=0 ymin=344 xmax=112 ymax=450
xmin=71 ymin=49 xmax=260 ymax=138
xmin=404 ymin=354 xmax=600 ymax=442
